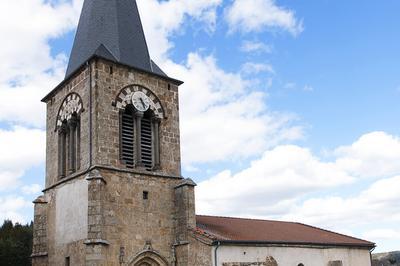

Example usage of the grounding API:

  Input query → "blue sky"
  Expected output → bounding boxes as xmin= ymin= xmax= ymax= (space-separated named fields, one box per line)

xmin=0 ymin=0 xmax=399 ymax=253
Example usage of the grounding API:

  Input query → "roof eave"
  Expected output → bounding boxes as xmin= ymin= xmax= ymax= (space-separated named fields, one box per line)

xmin=42 ymin=55 xmax=184 ymax=103
xmin=212 ymin=240 xmax=376 ymax=250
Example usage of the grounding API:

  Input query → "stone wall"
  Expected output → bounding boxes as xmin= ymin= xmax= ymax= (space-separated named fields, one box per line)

xmin=222 ymin=256 xmax=278 ymax=266
xmin=215 ymin=245 xmax=372 ymax=266
xmin=44 ymin=58 xmax=182 ymax=189
xmin=37 ymin=58 xmax=188 ymax=266
xmin=44 ymin=67 xmax=91 ymax=187
xmin=187 ymin=234 xmax=213 ymax=266
xmin=32 ymin=174 xmax=89 ymax=266
xmin=31 ymin=196 xmax=49 ymax=266
xmin=92 ymin=59 xmax=181 ymax=177
xmin=174 ymin=179 xmax=196 ymax=243
xmin=99 ymin=168 xmax=183 ymax=265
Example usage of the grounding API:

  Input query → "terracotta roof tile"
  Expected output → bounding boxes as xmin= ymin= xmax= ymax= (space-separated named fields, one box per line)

xmin=196 ymin=215 xmax=375 ymax=248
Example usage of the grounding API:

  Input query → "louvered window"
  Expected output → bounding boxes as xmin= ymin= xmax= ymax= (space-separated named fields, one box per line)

xmin=121 ymin=108 xmax=135 ymax=168
xmin=119 ymin=106 xmax=161 ymax=171
xmin=141 ymin=116 xmax=153 ymax=169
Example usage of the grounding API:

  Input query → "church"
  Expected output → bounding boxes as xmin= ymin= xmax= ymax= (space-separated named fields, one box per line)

xmin=31 ymin=0 xmax=375 ymax=265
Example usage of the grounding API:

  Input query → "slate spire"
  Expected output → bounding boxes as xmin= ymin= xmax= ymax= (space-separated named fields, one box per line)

xmin=66 ymin=0 xmax=164 ymax=78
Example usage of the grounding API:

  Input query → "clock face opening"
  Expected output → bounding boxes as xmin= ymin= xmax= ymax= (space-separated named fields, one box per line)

xmin=132 ymin=91 xmax=151 ymax=112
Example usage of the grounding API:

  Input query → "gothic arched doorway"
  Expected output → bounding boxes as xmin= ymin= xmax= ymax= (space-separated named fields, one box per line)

xmin=134 ymin=257 xmax=159 ymax=266
xmin=128 ymin=250 xmax=168 ymax=266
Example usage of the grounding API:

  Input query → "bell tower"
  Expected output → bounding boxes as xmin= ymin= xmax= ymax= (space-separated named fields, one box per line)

xmin=32 ymin=0 xmax=196 ymax=265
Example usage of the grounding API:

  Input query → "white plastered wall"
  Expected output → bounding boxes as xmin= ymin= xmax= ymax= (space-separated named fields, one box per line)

xmin=212 ymin=245 xmax=371 ymax=266
xmin=55 ymin=179 xmax=88 ymax=245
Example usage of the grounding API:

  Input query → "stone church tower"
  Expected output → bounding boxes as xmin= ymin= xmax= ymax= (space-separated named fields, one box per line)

xmin=32 ymin=0 xmax=196 ymax=265
xmin=32 ymin=0 xmax=375 ymax=265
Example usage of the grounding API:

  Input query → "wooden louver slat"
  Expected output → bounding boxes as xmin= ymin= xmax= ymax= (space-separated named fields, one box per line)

xmin=121 ymin=110 xmax=134 ymax=168
xmin=141 ymin=117 xmax=153 ymax=169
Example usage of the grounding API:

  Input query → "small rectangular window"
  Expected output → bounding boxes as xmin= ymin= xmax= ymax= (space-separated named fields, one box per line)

xmin=65 ymin=257 xmax=70 ymax=266
xmin=143 ymin=191 xmax=149 ymax=200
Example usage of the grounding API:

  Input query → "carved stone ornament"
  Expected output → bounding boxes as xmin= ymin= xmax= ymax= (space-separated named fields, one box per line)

xmin=56 ymin=93 xmax=83 ymax=127
xmin=115 ymin=85 xmax=165 ymax=119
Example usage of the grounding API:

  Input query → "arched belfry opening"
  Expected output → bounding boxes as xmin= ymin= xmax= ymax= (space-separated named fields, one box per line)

xmin=56 ymin=93 xmax=83 ymax=178
xmin=116 ymin=85 xmax=164 ymax=171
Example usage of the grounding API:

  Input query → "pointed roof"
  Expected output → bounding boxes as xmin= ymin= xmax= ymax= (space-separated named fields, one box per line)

xmin=66 ymin=0 xmax=164 ymax=78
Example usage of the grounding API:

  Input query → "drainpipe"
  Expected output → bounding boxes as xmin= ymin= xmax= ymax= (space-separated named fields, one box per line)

xmin=370 ymin=247 xmax=375 ymax=266
xmin=214 ymin=241 xmax=221 ymax=266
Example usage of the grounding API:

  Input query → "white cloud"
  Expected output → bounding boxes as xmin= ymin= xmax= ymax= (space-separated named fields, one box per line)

xmin=283 ymin=175 xmax=400 ymax=231
xmin=22 ymin=184 xmax=43 ymax=195
xmin=142 ymin=2 xmax=302 ymax=167
xmin=335 ymin=132 xmax=400 ymax=178
xmin=0 ymin=127 xmax=46 ymax=190
xmin=225 ymin=0 xmax=303 ymax=36
xmin=0 ymin=55 xmax=68 ymax=127
xmin=240 ymin=41 xmax=273 ymax=54
xmin=0 ymin=0 xmax=82 ymax=127
xmin=0 ymin=196 xmax=32 ymax=224
xmin=303 ymin=85 xmax=314 ymax=92
xmin=363 ymin=229 xmax=400 ymax=240
xmin=137 ymin=0 xmax=223 ymax=61
xmin=283 ymin=82 xmax=296 ymax=89
xmin=197 ymin=145 xmax=353 ymax=216
xmin=241 ymin=62 xmax=275 ymax=75
xmin=197 ymin=132 xmax=400 ymax=217
xmin=164 ymin=54 xmax=302 ymax=166
xmin=196 ymin=132 xmax=400 ymax=251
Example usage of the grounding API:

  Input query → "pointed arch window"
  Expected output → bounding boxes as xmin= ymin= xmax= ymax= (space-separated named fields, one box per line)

xmin=56 ymin=93 xmax=83 ymax=178
xmin=116 ymin=85 xmax=164 ymax=171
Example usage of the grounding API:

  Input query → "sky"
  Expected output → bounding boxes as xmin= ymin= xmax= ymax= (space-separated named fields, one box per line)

xmin=0 ymin=0 xmax=399 ymax=253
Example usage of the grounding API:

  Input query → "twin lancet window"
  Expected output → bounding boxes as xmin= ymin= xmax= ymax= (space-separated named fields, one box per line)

xmin=118 ymin=89 xmax=162 ymax=170
xmin=57 ymin=93 xmax=83 ymax=178
xmin=56 ymin=87 xmax=163 ymax=178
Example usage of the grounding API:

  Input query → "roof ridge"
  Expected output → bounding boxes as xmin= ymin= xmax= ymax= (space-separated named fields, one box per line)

xmin=196 ymin=214 xmax=294 ymax=224
xmin=295 ymin=222 xmax=375 ymax=245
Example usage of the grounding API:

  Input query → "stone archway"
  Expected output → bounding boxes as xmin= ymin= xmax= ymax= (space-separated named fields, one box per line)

xmin=128 ymin=250 xmax=168 ymax=266
xmin=134 ymin=257 xmax=160 ymax=266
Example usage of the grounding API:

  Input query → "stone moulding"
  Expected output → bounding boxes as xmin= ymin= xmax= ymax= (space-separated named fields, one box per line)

xmin=43 ymin=165 xmax=183 ymax=192
xmin=33 ymin=195 xmax=47 ymax=204
xmin=174 ymin=178 xmax=197 ymax=189
xmin=84 ymin=239 xmax=110 ymax=246
xmin=86 ymin=169 xmax=107 ymax=184
xmin=114 ymin=84 xmax=166 ymax=119
xmin=56 ymin=92 xmax=84 ymax=129
xmin=30 ymin=252 xmax=48 ymax=258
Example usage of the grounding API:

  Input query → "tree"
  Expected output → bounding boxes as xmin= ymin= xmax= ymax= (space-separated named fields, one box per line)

xmin=0 ymin=220 xmax=33 ymax=266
